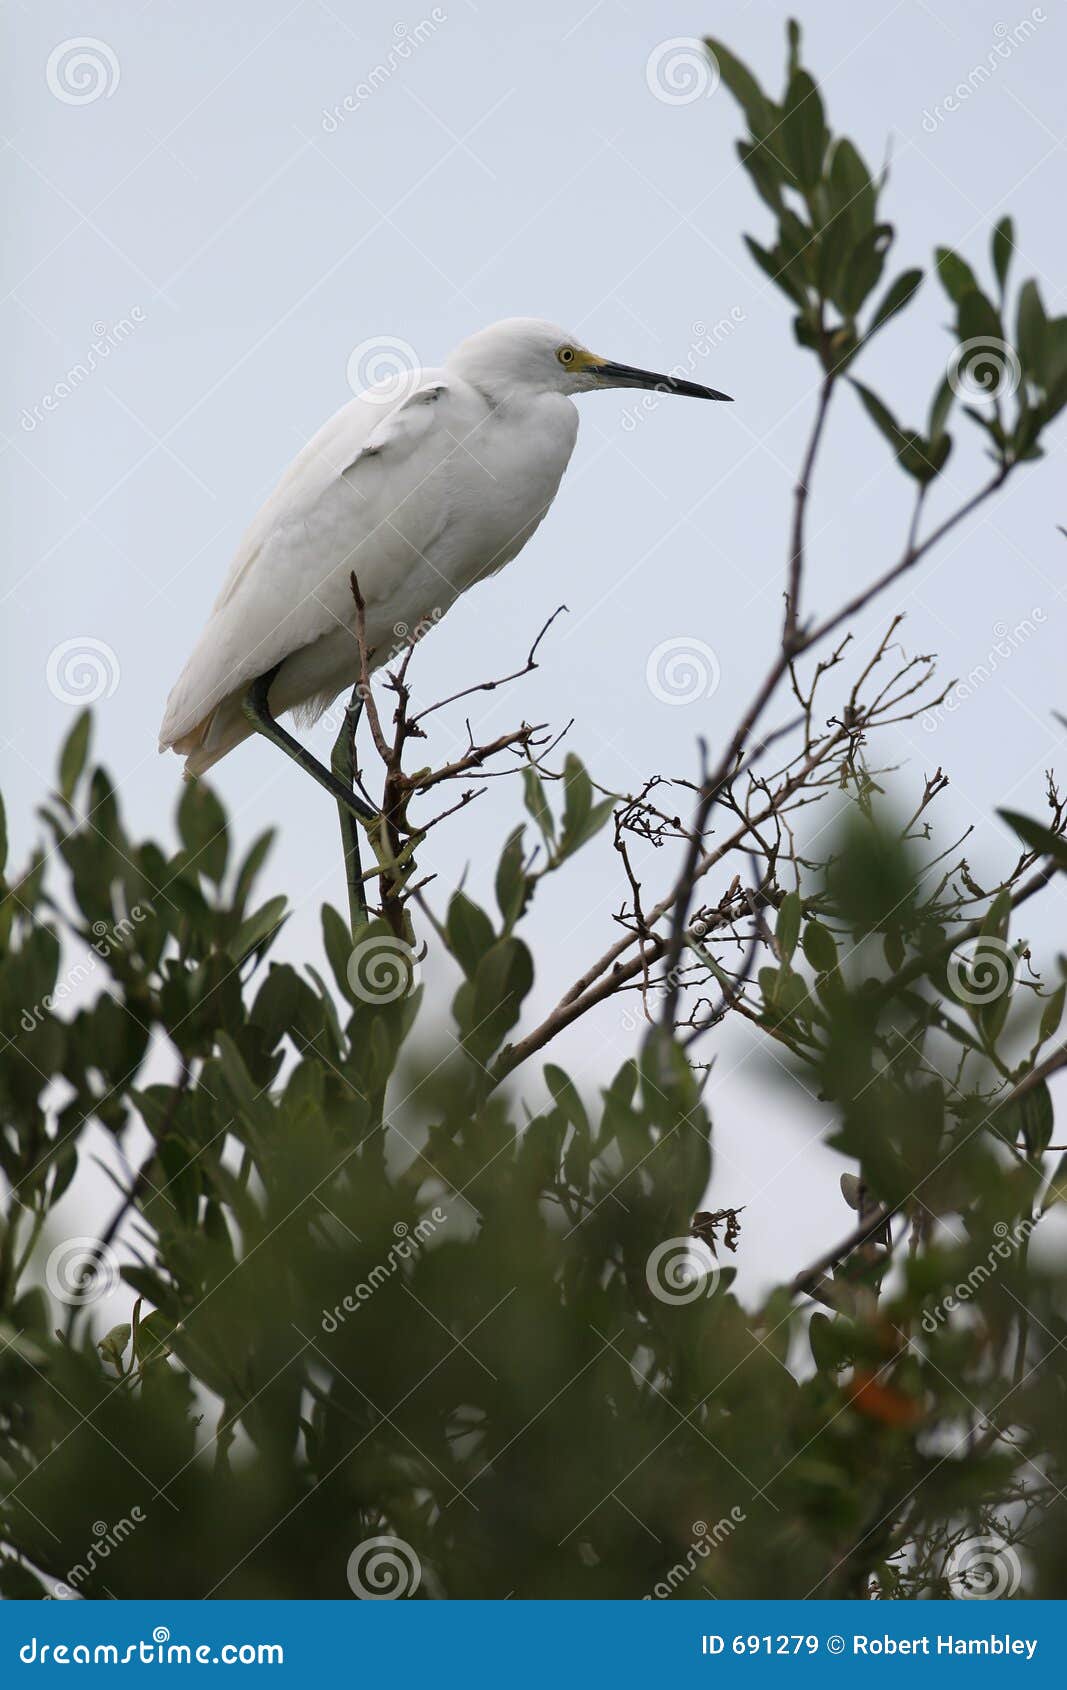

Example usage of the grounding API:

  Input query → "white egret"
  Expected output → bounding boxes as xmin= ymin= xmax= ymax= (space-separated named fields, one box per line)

xmin=158 ymin=317 xmax=731 ymax=819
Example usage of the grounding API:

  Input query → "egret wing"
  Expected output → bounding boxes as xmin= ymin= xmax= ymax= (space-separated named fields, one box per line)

xmin=159 ymin=375 xmax=454 ymax=750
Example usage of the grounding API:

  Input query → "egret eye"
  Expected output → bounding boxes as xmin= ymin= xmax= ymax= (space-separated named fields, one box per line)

xmin=557 ymin=346 xmax=576 ymax=365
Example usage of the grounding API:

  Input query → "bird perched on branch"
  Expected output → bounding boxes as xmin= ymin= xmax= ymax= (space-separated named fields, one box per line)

xmin=159 ymin=317 xmax=731 ymax=809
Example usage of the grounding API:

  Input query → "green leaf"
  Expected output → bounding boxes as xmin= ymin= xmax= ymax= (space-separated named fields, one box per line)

xmin=803 ymin=920 xmax=838 ymax=973
xmin=58 ymin=710 xmax=92 ymax=804
xmin=883 ymin=927 xmax=906 ymax=972
xmin=827 ymin=138 xmax=876 ymax=240
xmin=998 ymin=809 xmax=1067 ymax=870
xmin=786 ymin=17 xmax=802 ymax=78
xmin=781 ymin=70 xmax=826 ymax=190
xmin=134 ymin=1308 xmax=176 ymax=1365
xmin=215 ymin=1031 xmax=261 ymax=1116
xmin=850 ymin=382 xmax=943 ymax=482
xmin=48 ymin=1141 xmax=78 ymax=1206
xmin=544 ymin=1063 xmax=589 ymax=1136
xmin=446 ymin=891 xmax=497 ymax=979
xmin=158 ymin=1134 xmax=200 ymax=1226
xmin=227 ymin=895 xmax=288 ymax=965
xmin=736 ymin=139 xmax=785 ymax=214
xmin=232 ymin=828 xmax=276 ymax=918
xmin=851 ymin=380 xmax=906 ymax=452
xmin=928 ymin=373 xmax=955 ymax=442
xmin=558 ymin=758 xmax=614 ymax=859
xmin=809 ymin=1310 xmax=839 ymax=1371
xmin=957 ymin=287 xmax=1005 ymax=353
xmin=744 ymin=235 xmax=809 ymax=307
xmin=522 ymin=766 xmax=555 ymax=845
xmin=455 ymin=936 xmax=534 ymax=1069
xmin=495 ymin=825 xmax=531 ymax=930
xmin=177 ymin=780 xmax=229 ymax=885
xmin=935 ymin=246 xmax=980 ymax=305
xmin=865 ymin=268 xmax=923 ymax=340
xmin=703 ymin=38 xmax=772 ymax=136
xmin=1043 ymin=317 xmax=1067 ymax=394
xmin=992 ymin=217 xmax=1015 ymax=295
xmin=1016 ymin=279 xmax=1048 ymax=379
xmin=1039 ymin=983 xmax=1065 ymax=1043
xmin=1020 ymin=1080 xmax=1054 ymax=1158
xmin=980 ymin=887 xmax=1012 ymax=943
xmin=776 ymin=892 xmax=802 ymax=963
xmin=838 ymin=223 xmax=893 ymax=315
xmin=322 ymin=902 xmax=359 ymax=1006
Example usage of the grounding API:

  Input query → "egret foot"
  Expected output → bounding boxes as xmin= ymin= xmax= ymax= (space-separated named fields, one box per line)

xmin=330 ymin=685 xmax=368 ymax=935
xmin=242 ymin=665 xmax=378 ymax=828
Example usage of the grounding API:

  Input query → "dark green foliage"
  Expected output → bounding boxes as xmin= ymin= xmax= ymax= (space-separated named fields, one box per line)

xmin=0 ymin=718 xmax=1065 ymax=1600
xmin=708 ymin=22 xmax=1064 ymax=480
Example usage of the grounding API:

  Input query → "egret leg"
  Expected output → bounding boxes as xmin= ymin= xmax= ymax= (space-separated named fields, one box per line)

xmin=242 ymin=664 xmax=378 ymax=826
xmin=330 ymin=683 xmax=368 ymax=934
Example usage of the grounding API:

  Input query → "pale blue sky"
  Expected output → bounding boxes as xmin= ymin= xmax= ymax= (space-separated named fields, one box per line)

xmin=4 ymin=0 xmax=1066 ymax=1295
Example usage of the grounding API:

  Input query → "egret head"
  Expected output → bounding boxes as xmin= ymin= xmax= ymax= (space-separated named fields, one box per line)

xmin=448 ymin=318 xmax=732 ymax=404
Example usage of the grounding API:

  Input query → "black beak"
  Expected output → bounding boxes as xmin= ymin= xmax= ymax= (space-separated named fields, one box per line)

xmin=590 ymin=360 xmax=732 ymax=402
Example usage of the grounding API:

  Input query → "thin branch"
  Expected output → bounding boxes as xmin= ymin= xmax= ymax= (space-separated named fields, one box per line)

xmin=785 ymin=372 xmax=835 ymax=648
xmin=790 ymin=1203 xmax=897 ymax=1301
xmin=412 ymin=605 xmax=568 ymax=725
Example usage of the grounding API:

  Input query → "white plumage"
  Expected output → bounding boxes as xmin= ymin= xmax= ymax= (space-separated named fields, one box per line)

xmin=159 ymin=317 xmax=730 ymax=776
